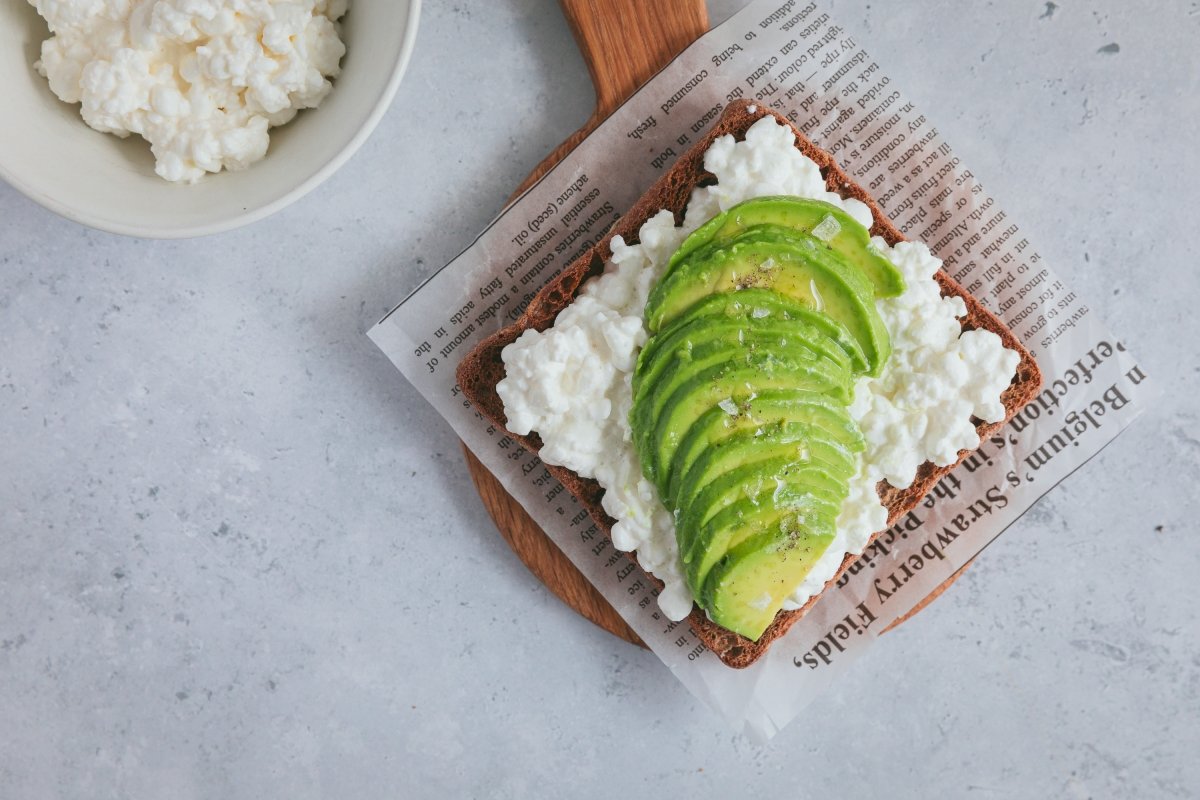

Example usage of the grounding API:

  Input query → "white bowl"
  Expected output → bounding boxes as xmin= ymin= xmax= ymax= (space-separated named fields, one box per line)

xmin=0 ymin=1 xmax=420 ymax=238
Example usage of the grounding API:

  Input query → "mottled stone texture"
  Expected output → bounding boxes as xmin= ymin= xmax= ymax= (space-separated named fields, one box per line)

xmin=0 ymin=1 xmax=1197 ymax=798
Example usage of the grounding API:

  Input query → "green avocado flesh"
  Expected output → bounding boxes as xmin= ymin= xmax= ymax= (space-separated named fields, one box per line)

xmin=635 ymin=288 xmax=867 ymax=379
xmin=629 ymin=194 xmax=897 ymax=642
xmin=637 ymin=346 xmax=852 ymax=489
xmin=702 ymin=526 xmax=838 ymax=640
xmin=673 ymin=422 xmax=859 ymax=516
xmin=686 ymin=488 xmax=841 ymax=608
xmin=666 ymin=196 xmax=906 ymax=299
xmin=664 ymin=391 xmax=864 ymax=507
xmin=644 ymin=228 xmax=892 ymax=377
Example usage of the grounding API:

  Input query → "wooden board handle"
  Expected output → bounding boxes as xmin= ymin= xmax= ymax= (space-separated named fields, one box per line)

xmin=509 ymin=0 xmax=710 ymax=200
xmin=560 ymin=0 xmax=710 ymax=117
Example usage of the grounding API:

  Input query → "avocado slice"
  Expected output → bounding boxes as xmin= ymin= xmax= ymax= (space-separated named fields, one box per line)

xmin=644 ymin=230 xmax=892 ymax=376
xmin=667 ymin=196 xmax=905 ymax=298
xmin=673 ymin=421 xmax=859 ymax=513
xmin=674 ymin=455 xmax=844 ymax=544
xmin=638 ymin=349 xmax=852 ymax=487
xmin=683 ymin=487 xmax=841 ymax=600
xmin=664 ymin=390 xmax=864 ymax=505
xmin=700 ymin=522 xmax=839 ymax=641
xmin=632 ymin=312 xmax=854 ymax=419
xmin=635 ymin=287 xmax=869 ymax=376
xmin=632 ymin=330 xmax=850 ymax=482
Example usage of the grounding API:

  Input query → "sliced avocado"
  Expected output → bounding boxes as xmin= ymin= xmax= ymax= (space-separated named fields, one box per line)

xmin=674 ymin=456 xmax=843 ymax=543
xmin=701 ymin=522 xmax=838 ymax=641
xmin=639 ymin=350 xmax=852 ymax=487
xmin=632 ymin=332 xmax=849 ymax=482
xmin=672 ymin=421 xmax=858 ymax=512
xmin=664 ymin=390 xmax=864 ymax=505
xmin=624 ymin=195 xmax=902 ymax=642
xmin=667 ymin=196 xmax=905 ymax=298
xmin=632 ymin=313 xmax=853 ymax=418
xmin=644 ymin=230 xmax=891 ymax=376
xmin=637 ymin=287 xmax=868 ymax=374
xmin=634 ymin=287 xmax=864 ymax=385
xmin=683 ymin=487 xmax=841 ymax=600
xmin=676 ymin=443 xmax=854 ymax=544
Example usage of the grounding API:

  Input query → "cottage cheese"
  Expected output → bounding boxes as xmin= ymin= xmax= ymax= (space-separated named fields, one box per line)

xmin=29 ymin=0 xmax=348 ymax=183
xmin=498 ymin=116 xmax=1018 ymax=621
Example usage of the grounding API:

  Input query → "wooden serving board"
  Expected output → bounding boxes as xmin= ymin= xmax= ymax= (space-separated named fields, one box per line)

xmin=462 ymin=0 xmax=966 ymax=647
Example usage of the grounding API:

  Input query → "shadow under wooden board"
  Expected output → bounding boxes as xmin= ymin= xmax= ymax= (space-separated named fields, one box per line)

xmin=461 ymin=0 xmax=971 ymax=648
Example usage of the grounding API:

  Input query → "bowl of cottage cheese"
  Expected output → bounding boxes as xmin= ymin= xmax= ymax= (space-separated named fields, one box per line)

xmin=0 ymin=0 xmax=419 ymax=237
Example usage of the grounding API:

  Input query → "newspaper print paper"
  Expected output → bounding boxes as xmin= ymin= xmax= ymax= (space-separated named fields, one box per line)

xmin=368 ymin=0 xmax=1155 ymax=741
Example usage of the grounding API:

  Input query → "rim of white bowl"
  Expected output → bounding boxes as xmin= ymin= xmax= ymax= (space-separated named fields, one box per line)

xmin=1 ymin=0 xmax=422 ymax=240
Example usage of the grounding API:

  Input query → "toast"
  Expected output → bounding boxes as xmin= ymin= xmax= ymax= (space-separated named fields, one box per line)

xmin=457 ymin=100 xmax=1042 ymax=668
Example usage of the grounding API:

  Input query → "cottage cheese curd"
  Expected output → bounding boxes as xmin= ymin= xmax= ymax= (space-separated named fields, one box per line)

xmin=498 ymin=116 xmax=1018 ymax=622
xmin=29 ymin=0 xmax=348 ymax=183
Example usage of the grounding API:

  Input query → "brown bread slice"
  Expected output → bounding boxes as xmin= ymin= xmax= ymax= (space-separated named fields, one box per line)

xmin=456 ymin=100 xmax=1043 ymax=668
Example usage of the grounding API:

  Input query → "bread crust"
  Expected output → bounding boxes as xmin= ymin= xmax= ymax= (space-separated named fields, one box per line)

xmin=457 ymin=100 xmax=1042 ymax=668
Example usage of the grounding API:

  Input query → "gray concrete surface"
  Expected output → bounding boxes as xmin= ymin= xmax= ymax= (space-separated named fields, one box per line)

xmin=1 ymin=1 xmax=1197 ymax=797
